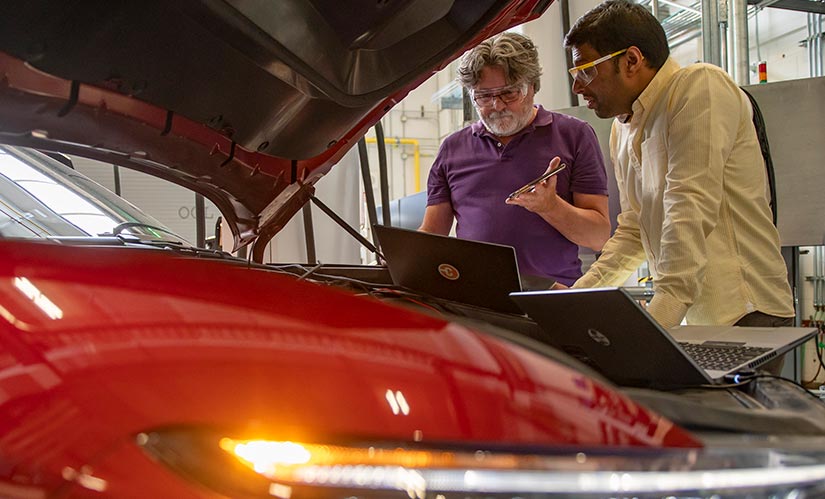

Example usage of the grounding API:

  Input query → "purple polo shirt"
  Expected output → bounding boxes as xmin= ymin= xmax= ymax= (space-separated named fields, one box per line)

xmin=426 ymin=106 xmax=608 ymax=285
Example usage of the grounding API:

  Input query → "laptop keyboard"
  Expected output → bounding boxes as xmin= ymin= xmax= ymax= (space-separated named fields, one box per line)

xmin=677 ymin=342 xmax=771 ymax=371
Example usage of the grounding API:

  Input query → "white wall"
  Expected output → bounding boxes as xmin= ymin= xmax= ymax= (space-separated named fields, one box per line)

xmin=363 ymin=76 xmax=445 ymax=204
xmin=523 ymin=0 xmax=604 ymax=111
xmin=750 ymin=8 xmax=812 ymax=82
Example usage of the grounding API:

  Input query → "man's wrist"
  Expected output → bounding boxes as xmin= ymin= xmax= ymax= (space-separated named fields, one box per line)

xmin=536 ymin=194 xmax=561 ymax=216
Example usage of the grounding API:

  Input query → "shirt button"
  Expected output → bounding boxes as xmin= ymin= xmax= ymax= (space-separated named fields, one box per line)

xmin=497 ymin=142 xmax=502 ymax=147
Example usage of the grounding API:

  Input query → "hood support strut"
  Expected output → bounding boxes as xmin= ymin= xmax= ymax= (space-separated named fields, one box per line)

xmin=309 ymin=195 xmax=384 ymax=260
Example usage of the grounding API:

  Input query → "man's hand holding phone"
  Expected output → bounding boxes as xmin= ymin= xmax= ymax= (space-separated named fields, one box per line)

xmin=505 ymin=157 xmax=565 ymax=214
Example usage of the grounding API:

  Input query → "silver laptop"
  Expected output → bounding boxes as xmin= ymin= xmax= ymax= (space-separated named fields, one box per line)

xmin=509 ymin=287 xmax=816 ymax=388
xmin=373 ymin=225 xmax=554 ymax=315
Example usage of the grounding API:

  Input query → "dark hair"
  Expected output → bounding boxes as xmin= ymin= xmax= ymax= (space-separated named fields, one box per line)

xmin=564 ymin=0 xmax=669 ymax=70
xmin=457 ymin=32 xmax=542 ymax=92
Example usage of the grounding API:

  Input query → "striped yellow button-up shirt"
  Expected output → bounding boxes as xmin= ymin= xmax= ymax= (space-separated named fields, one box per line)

xmin=574 ymin=58 xmax=794 ymax=328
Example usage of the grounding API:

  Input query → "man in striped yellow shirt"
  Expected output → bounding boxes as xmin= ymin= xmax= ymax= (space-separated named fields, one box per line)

xmin=563 ymin=0 xmax=794 ymax=330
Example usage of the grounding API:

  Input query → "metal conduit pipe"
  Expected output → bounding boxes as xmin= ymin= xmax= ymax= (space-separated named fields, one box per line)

xmin=816 ymin=246 xmax=825 ymax=321
xmin=670 ymin=30 xmax=703 ymax=50
xmin=812 ymin=13 xmax=815 ymax=76
xmin=702 ymin=0 xmax=721 ymax=66
xmin=807 ymin=12 xmax=824 ymax=78
xmin=660 ymin=0 xmax=700 ymax=14
xmin=817 ymin=247 xmax=820 ymax=321
xmin=816 ymin=14 xmax=821 ymax=76
xmin=754 ymin=7 xmax=761 ymax=63
xmin=731 ymin=0 xmax=749 ymax=85
xmin=719 ymin=0 xmax=730 ymax=72
xmin=816 ymin=12 xmax=820 ymax=76
xmin=809 ymin=247 xmax=814 ymax=322
xmin=817 ymin=246 xmax=824 ymax=321
xmin=808 ymin=13 xmax=814 ymax=77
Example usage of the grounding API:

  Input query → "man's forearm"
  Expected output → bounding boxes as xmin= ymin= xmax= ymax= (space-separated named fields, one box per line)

xmin=537 ymin=197 xmax=610 ymax=251
xmin=574 ymin=214 xmax=646 ymax=289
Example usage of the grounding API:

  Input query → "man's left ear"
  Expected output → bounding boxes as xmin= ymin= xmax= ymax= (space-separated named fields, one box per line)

xmin=623 ymin=46 xmax=646 ymax=75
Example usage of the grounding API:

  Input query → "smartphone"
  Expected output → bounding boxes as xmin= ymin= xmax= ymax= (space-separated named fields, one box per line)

xmin=507 ymin=163 xmax=567 ymax=200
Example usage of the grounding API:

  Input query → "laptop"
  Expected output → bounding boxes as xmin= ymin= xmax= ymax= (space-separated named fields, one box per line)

xmin=509 ymin=287 xmax=817 ymax=388
xmin=372 ymin=225 xmax=554 ymax=315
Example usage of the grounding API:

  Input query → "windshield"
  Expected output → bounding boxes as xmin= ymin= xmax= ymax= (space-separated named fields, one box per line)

xmin=0 ymin=146 xmax=191 ymax=245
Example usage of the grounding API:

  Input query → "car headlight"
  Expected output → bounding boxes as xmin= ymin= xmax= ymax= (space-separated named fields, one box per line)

xmin=138 ymin=429 xmax=825 ymax=498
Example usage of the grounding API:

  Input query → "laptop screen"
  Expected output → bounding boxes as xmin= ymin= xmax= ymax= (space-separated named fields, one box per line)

xmin=509 ymin=287 xmax=713 ymax=388
xmin=510 ymin=287 xmax=817 ymax=388
xmin=373 ymin=225 xmax=524 ymax=314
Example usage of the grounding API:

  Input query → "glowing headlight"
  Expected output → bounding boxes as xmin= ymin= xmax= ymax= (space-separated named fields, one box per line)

xmin=139 ymin=430 xmax=825 ymax=498
xmin=221 ymin=439 xmax=312 ymax=473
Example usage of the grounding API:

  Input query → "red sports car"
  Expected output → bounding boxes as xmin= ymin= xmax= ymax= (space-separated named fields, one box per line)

xmin=0 ymin=1 xmax=824 ymax=498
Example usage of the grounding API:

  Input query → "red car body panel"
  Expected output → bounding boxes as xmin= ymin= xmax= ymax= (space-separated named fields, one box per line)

xmin=0 ymin=240 xmax=699 ymax=496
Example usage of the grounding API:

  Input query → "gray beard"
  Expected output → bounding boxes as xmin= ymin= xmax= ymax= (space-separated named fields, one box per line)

xmin=480 ymin=107 xmax=532 ymax=137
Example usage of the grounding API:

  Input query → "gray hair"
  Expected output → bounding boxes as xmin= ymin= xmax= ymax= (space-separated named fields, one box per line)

xmin=457 ymin=32 xmax=542 ymax=92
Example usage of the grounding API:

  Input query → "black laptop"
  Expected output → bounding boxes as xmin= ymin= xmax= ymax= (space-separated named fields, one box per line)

xmin=509 ymin=287 xmax=816 ymax=388
xmin=373 ymin=225 xmax=554 ymax=314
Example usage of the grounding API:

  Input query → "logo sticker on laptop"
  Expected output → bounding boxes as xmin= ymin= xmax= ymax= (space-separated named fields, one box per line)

xmin=587 ymin=328 xmax=611 ymax=347
xmin=438 ymin=264 xmax=460 ymax=280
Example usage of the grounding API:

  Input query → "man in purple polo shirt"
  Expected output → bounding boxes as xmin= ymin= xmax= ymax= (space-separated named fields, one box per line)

xmin=419 ymin=32 xmax=610 ymax=285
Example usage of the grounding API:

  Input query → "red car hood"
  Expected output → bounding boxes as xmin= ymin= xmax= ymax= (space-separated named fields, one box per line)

xmin=0 ymin=0 xmax=551 ymax=254
xmin=0 ymin=240 xmax=698 ymax=494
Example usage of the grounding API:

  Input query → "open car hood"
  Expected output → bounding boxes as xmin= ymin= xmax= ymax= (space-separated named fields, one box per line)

xmin=0 ymin=0 xmax=551 ymax=255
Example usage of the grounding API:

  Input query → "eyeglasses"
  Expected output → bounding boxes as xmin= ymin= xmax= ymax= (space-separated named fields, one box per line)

xmin=568 ymin=48 xmax=628 ymax=87
xmin=470 ymin=82 xmax=528 ymax=108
